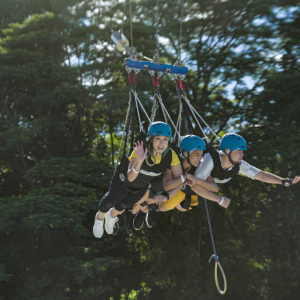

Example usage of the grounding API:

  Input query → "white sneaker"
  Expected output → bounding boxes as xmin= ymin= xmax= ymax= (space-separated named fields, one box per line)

xmin=93 ymin=212 xmax=104 ymax=238
xmin=104 ymin=208 xmax=119 ymax=235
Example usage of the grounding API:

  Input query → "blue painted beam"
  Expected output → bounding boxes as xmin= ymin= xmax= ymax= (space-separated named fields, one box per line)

xmin=125 ymin=59 xmax=188 ymax=75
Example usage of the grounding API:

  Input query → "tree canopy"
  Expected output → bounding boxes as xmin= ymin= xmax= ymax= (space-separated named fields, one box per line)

xmin=0 ymin=1 xmax=300 ymax=299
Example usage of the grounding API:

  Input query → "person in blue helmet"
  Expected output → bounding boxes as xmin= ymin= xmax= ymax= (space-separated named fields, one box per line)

xmin=185 ymin=133 xmax=300 ymax=209
xmin=132 ymin=135 xmax=229 ymax=229
xmin=93 ymin=121 xmax=182 ymax=238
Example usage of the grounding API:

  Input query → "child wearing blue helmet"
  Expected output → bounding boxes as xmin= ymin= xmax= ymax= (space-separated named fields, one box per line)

xmin=93 ymin=121 xmax=182 ymax=238
xmin=158 ymin=135 xmax=230 ymax=213
xmin=122 ymin=122 xmax=185 ymax=234
xmin=132 ymin=135 xmax=230 ymax=229
xmin=190 ymin=133 xmax=300 ymax=208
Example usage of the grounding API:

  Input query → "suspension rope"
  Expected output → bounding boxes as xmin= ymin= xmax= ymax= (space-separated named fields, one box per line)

xmin=174 ymin=99 xmax=183 ymax=146
xmin=155 ymin=0 xmax=159 ymax=53
xmin=183 ymin=96 xmax=220 ymax=142
xmin=157 ymin=94 xmax=181 ymax=139
xmin=134 ymin=94 xmax=143 ymax=132
xmin=150 ymin=98 xmax=158 ymax=123
xmin=183 ymin=96 xmax=208 ymax=140
xmin=178 ymin=0 xmax=184 ymax=61
xmin=129 ymin=0 xmax=133 ymax=47
xmin=133 ymin=91 xmax=152 ymax=124
xmin=156 ymin=94 xmax=168 ymax=123
xmin=114 ymin=91 xmax=132 ymax=172
xmin=204 ymin=199 xmax=227 ymax=295
xmin=120 ymin=0 xmax=126 ymax=37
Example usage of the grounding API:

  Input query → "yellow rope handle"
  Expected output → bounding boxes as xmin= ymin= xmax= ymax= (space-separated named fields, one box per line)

xmin=214 ymin=261 xmax=227 ymax=295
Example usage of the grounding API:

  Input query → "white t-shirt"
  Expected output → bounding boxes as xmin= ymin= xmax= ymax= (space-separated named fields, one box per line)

xmin=194 ymin=152 xmax=261 ymax=184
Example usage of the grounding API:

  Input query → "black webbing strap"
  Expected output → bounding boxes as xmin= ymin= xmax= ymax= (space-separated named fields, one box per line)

xmin=153 ymin=94 xmax=165 ymax=122
xmin=182 ymin=99 xmax=193 ymax=135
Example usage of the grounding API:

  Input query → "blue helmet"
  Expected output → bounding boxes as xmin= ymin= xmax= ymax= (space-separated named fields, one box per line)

xmin=220 ymin=133 xmax=247 ymax=151
xmin=148 ymin=121 xmax=172 ymax=138
xmin=179 ymin=135 xmax=206 ymax=153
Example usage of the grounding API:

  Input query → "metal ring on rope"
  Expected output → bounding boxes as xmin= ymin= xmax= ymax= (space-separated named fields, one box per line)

xmin=209 ymin=255 xmax=227 ymax=295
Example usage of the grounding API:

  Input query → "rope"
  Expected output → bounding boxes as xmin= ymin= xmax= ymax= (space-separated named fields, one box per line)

xmin=157 ymin=94 xmax=181 ymax=139
xmin=182 ymin=95 xmax=220 ymax=142
xmin=155 ymin=0 xmax=159 ymax=53
xmin=178 ymin=0 xmax=184 ymax=61
xmin=174 ymin=99 xmax=183 ymax=147
xmin=114 ymin=91 xmax=132 ymax=172
xmin=133 ymin=92 xmax=152 ymax=124
xmin=190 ymin=105 xmax=219 ymax=140
xmin=204 ymin=199 xmax=227 ymax=295
xmin=183 ymin=96 xmax=208 ymax=140
xmin=120 ymin=0 xmax=126 ymax=37
xmin=134 ymin=94 xmax=143 ymax=132
xmin=150 ymin=96 xmax=158 ymax=123
xmin=129 ymin=0 xmax=133 ymax=47
xmin=156 ymin=94 xmax=168 ymax=123
xmin=204 ymin=199 xmax=217 ymax=255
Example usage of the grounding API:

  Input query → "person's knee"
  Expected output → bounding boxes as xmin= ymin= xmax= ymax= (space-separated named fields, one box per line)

xmin=158 ymin=202 xmax=169 ymax=212
xmin=99 ymin=192 xmax=114 ymax=213
xmin=175 ymin=204 xmax=188 ymax=212
xmin=114 ymin=200 xmax=130 ymax=212
xmin=136 ymin=201 xmax=147 ymax=207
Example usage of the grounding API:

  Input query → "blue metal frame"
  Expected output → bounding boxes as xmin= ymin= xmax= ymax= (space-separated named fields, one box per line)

xmin=126 ymin=59 xmax=188 ymax=75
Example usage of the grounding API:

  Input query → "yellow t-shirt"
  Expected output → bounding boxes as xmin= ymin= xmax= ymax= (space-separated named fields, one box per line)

xmin=129 ymin=148 xmax=180 ymax=166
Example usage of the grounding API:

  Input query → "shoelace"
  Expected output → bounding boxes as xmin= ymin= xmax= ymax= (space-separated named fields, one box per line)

xmin=95 ymin=219 xmax=103 ymax=227
xmin=108 ymin=217 xmax=119 ymax=226
xmin=113 ymin=221 xmax=119 ymax=229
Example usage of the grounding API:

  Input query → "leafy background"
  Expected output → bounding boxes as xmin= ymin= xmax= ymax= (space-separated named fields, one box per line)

xmin=0 ymin=0 xmax=299 ymax=299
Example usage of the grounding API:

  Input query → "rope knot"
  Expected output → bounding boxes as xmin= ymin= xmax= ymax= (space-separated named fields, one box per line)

xmin=209 ymin=254 xmax=219 ymax=263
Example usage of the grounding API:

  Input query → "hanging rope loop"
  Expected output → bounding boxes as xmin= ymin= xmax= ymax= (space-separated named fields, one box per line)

xmin=209 ymin=254 xmax=227 ymax=294
xmin=204 ymin=199 xmax=227 ymax=295
xmin=213 ymin=261 xmax=227 ymax=295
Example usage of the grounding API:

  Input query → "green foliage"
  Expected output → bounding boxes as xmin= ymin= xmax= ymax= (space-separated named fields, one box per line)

xmin=0 ymin=1 xmax=300 ymax=299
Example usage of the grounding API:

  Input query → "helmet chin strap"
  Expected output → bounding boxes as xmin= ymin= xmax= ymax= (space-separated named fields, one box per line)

xmin=181 ymin=151 xmax=193 ymax=166
xmin=187 ymin=154 xmax=192 ymax=166
xmin=225 ymin=150 xmax=241 ymax=166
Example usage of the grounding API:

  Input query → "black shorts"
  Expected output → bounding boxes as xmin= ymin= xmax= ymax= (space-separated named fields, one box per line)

xmin=98 ymin=173 xmax=148 ymax=210
xmin=148 ymin=176 xmax=165 ymax=198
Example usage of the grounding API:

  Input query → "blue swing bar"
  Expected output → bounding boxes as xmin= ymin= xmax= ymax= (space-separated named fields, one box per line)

xmin=126 ymin=59 xmax=188 ymax=75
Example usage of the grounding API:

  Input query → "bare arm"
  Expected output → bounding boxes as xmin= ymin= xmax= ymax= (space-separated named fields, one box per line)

xmin=163 ymin=164 xmax=184 ymax=191
xmin=186 ymin=174 xmax=218 ymax=192
xmin=127 ymin=141 xmax=147 ymax=182
xmin=154 ymin=165 xmax=184 ymax=204
xmin=191 ymin=185 xmax=230 ymax=208
xmin=253 ymin=171 xmax=283 ymax=184
xmin=254 ymin=171 xmax=300 ymax=186
xmin=153 ymin=184 xmax=183 ymax=205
